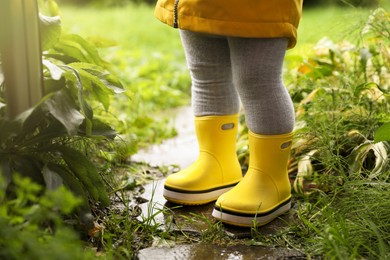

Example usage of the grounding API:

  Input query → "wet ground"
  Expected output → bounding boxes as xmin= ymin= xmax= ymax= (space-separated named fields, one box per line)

xmin=132 ymin=107 xmax=304 ymax=259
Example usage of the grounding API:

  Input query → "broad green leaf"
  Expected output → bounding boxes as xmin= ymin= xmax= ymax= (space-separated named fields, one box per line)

xmin=69 ymin=62 xmax=124 ymax=94
xmin=54 ymin=34 xmax=104 ymax=66
xmin=1 ymin=92 xmax=57 ymax=142
xmin=44 ymin=53 xmax=78 ymax=64
xmin=21 ymin=117 xmax=68 ymax=147
xmin=43 ymin=77 xmax=66 ymax=93
xmin=84 ymin=68 xmax=124 ymax=94
xmin=68 ymin=63 xmax=116 ymax=110
xmin=61 ymin=67 xmax=94 ymax=120
xmin=0 ymin=108 xmax=35 ymax=141
xmin=54 ymin=42 xmax=92 ymax=64
xmin=39 ymin=14 xmax=61 ymax=51
xmin=62 ymin=34 xmax=105 ymax=66
xmin=42 ymin=89 xmax=84 ymax=135
xmin=42 ymin=59 xmax=63 ymax=80
xmin=63 ymin=65 xmax=110 ymax=113
xmin=86 ymin=36 xmax=117 ymax=48
xmin=53 ymin=145 xmax=110 ymax=207
xmin=44 ymin=163 xmax=90 ymax=206
xmin=374 ymin=122 xmax=390 ymax=143
xmin=19 ymin=105 xmax=47 ymax=139
xmin=79 ymin=118 xmax=117 ymax=139
xmin=11 ymin=155 xmax=46 ymax=186
xmin=90 ymin=81 xmax=111 ymax=111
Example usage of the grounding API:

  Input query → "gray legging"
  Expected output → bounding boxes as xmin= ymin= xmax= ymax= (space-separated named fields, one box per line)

xmin=180 ymin=30 xmax=295 ymax=135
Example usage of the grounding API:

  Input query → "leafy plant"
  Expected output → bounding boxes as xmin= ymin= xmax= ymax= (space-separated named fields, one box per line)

xmin=375 ymin=122 xmax=390 ymax=142
xmin=239 ymin=7 xmax=390 ymax=196
xmin=0 ymin=1 xmax=126 ymax=215
xmin=246 ymin=7 xmax=390 ymax=259
xmin=234 ymin=8 xmax=390 ymax=258
xmin=57 ymin=3 xmax=191 ymax=147
xmin=0 ymin=174 xmax=97 ymax=260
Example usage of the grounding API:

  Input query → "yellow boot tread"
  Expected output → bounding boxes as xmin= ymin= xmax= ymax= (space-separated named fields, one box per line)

xmin=164 ymin=182 xmax=239 ymax=194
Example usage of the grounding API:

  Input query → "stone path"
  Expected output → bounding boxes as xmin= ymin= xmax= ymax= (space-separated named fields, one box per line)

xmin=132 ymin=106 xmax=304 ymax=259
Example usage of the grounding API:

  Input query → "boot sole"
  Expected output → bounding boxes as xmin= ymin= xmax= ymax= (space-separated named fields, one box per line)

xmin=163 ymin=182 xmax=239 ymax=205
xmin=211 ymin=198 xmax=291 ymax=227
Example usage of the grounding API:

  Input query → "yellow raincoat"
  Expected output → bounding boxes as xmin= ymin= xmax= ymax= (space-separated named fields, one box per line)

xmin=154 ymin=0 xmax=303 ymax=48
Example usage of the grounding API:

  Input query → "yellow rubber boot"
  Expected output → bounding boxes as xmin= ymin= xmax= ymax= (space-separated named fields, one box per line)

xmin=212 ymin=131 xmax=293 ymax=226
xmin=163 ymin=114 xmax=242 ymax=205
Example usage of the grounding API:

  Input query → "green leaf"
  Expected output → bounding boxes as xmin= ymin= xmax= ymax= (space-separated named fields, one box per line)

xmin=85 ymin=36 xmax=117 ymax=48
xmin=44 ymin=53 xmax=79 ymax=64
xmin=42 ymin=59 xmax=63 ymax=80
xmin=44 ymin=163 xmax=91 ymax=211
xmin=374 ymin=122 xmax=390 ymax=143
xmin=42 ymin=90 xmax=84 ymax=135
xmin=0 ymin=108 xmax=34 ymax=141
xmin=69 ymin=62 xmax=124 ymax=93
xmin=22 ymin=117 xmax=68 ymax=147
xmin=61 ymin=67 xmax=94 ymax=120
xmin=11 ymin=155 xmax=46 ymax=186
xmin=79 ymin=118 xmax=117 ymax=139
xmin=54 ymin=42 xmax=90 ymax=64
xmin=68 ymin=62 xmax=124 ymax=110
xmin=54 ymin=34 xmax=104 ymax=66
xmin=63 ymin=34 xmax=105 ymax=65
xmin=53 ymin=145 xmax=110 ymax=207
xmin=39 ymin=14 xmax=61 ymax=51
xmin=82 ymin=67 xmax=124 ymax=94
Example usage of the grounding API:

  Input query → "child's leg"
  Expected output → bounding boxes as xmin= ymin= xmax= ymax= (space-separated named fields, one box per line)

xmin=179 ymin=30 xmax=240 ymax=116
xmin=228 ymin=37 xmax=294 ymax=135
xmin=212 ymin=38 xmax=294 ymax=226
xmin=163 ymin=31 xmax=242 ymax=205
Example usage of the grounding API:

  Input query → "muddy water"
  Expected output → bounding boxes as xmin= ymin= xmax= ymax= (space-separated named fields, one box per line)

xmin=137 ymin=178 xmax=303 ymax=259
xmin=138 ymin=243 xmax=304 ymax=260
xmin=133 ymin=106 xmax=304 ymax=259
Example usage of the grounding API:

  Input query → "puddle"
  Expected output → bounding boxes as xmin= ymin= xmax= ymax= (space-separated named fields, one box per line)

xmin=136 ymin=175 xmax=300 ymax=259
xmin=131 ymin=106 xmax=198 ymax=169
xmin=138 ymin=243 xmax=304 ymax=260
xmin=138 ymin=179 xmax=296 ymax=239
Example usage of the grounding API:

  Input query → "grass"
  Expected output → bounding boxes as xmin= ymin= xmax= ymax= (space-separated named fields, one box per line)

xmin=295 ymin=6 xmax=372 ymax=48
xmin=60 ymin=3 xmax=190 ymax=147
xmin=60 ymin=4 xmax=182 ymax=53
